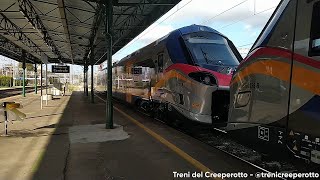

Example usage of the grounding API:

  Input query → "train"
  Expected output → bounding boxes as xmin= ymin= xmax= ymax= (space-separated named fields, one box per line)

xmin=97 ymin=0 xmax=320 ymax=166
xmin=99 ymin=24 xmax=242 ymax=125
xmin=227 ymin=0 xmax=320 ymax=164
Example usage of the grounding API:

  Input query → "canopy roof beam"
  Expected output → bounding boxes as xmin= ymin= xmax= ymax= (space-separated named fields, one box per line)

xmin=115 ymin=3 xmax=175 ymax=6
xmin=57 ymin=0 xmax=74 ymax=64
xmin=0 ymin=13 xmax=43 ymax=59
xmin=18 ymin=0 xmax=63 ymax=60
xmin=0 ymin=35 xmax=38 ymax=63
xmin=83 ymin=3 xmax=104 ymax=61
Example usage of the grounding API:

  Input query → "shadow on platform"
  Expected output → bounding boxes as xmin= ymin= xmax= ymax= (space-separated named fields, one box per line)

xmin=31 ymin=91 xmax=106 ymax=180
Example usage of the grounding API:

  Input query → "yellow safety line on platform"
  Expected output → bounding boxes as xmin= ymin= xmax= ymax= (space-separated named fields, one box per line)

xmin=95 ymin=94 xmax=220 ymax=179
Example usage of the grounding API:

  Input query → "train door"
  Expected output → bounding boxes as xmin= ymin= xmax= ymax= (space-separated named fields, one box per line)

xmin=287 ymin=0 xmax=320 ymax=164
xmin=152 ymin=52 xmax=165 ymax=98
xmin=156 ymin=53 xmax=164 ymax=74
xmin=154 ymin=52 xmax=164 ymax=89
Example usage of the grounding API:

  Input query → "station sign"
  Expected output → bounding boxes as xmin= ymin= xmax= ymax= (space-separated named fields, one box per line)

xmin=52 ymin=65 xmax=70 ymax=73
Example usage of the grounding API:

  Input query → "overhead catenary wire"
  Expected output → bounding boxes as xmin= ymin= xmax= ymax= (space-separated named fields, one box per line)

xmin=200 ymin=0 xmax=249 ymax=25
xmin=217 ymin=6 xmax=277 ymax=30
xmin=114 ymin=0 xmax=193 ymax=57
xmin=201 ymin=2 xmax=276 ymax=56
xmin=198 ymin=0 xmax=277 ymax=54
xmin=237 ymin=42 xmax=254 ymax=48
xmin=114 ymin=0 xmax=278 ymax=61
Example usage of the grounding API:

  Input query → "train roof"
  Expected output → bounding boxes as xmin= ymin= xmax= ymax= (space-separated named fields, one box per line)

xmin=175 ymin=24 xmax=225 ymax=37
xmin=116 ymin=24 xmax=226 ymax=65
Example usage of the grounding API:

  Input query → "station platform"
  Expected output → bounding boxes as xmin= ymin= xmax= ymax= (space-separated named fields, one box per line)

xmin=0 ymin=91 xmax=263 ymax=180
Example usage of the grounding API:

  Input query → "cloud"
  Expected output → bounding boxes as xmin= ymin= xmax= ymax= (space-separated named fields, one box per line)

xmin=244 ymin=24 xmax=252 ymax=30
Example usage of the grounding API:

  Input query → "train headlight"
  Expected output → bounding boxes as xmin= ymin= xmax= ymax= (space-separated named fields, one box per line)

xmin=188 ymin=72 xmax=217 ymax=86
xmin=203 ymin=76 xmax=211 ymax=85
xmin=235 ymin=91 xmax=251 ymax=108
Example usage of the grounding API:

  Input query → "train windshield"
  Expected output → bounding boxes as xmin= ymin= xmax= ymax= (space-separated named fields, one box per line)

xmin=183 ymin=32 xmax=240 ymax=69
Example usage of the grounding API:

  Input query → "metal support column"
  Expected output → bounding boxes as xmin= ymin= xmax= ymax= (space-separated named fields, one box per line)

xmin=106 ymin=0 xmax=113 ymax=129
xmin=83 ymin=65 xmax=86 ymax=94
xmin=45 ymin=64 xmax=48 ymax=105
xmin=40 ymin=64 xmax=43 ymax=96
xmin=85 ymin=64 xmax=89 ymax=96
xmin=90 ymin=53 xmax=94 ymax=103
xmin=40 ymin=63 xmax=43 ymax=109
xmin=34 ymin=63 xmax=37 ymax=94
xmin=22 ymin=52 xmax=26 ymax=97
xmin=12 ymin=67 xmax=15 ymax=87
xmin=83 ymin=62 xmax=87 ymax=95
xmin=45 ymin=64 xmax=48 ymax=94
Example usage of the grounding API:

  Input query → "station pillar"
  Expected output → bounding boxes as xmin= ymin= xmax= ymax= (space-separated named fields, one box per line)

xmin=34 ymin=63 xmax=37 ymax=94
xmin=90 ymin=53 xmax=94 ymax=103
xmin=83 ymin=65 xmax=86 ymax=94
xmin=105 ymin=0 xmax=113 ymax=129
xmin=40 ymin=63 xmax=43 ymax=96
xmin=45 ymin=64 xmax=48 ymax=105
xmin=85 ymin=64 xmax=89 ymax=97
xmin=40 ymin=63 xmax=43 ymax=109
xmin=22 ymin=52 xmax=26 ymax=97
xmin=45 ymin=64 xmax=48 ymax=94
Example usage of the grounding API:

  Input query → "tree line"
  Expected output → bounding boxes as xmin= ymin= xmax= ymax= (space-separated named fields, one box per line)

xmin=0 ymin=75 xmax=28 ymax=87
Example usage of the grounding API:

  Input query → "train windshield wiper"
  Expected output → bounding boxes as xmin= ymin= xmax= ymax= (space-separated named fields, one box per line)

xmin=200 ymin=47 xmax=210 ymax=64
xmin=200 ymin=47 xmax=228 ymax=65
xmin=199 ymin=47 xmax=224 ymax=66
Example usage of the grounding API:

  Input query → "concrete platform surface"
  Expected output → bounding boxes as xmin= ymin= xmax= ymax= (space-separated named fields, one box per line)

xmin=0 ymin=92 xmax=69 ymax=180
xmin=0 ymin=91 xmax=262 ymax=180
xmin=69 ymin=124 xmax=129 ymax=143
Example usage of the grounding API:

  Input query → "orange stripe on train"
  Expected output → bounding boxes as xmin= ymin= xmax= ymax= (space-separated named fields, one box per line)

xmin=231 ymin=60 xmax=320 ymax=95
xmin=154 ymin=70 xmax=194 ymax=90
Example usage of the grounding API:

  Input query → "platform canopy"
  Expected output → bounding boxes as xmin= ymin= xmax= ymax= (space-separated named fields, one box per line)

xmin=0 ymin=0 xmax=180 ymax=65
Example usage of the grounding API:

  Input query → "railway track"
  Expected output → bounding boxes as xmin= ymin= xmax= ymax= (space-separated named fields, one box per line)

xmin=0 ymin=87 xmax=40 ymax=99
xmin=95 ymin=91 xmax=319 ymax=179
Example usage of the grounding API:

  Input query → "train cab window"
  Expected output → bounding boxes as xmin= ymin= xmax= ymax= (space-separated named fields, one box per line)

xmin=157 ymin=54 xmax=164 ymax=72
xmin=310 ymin=1 xmax=320 ymax=56
xmin=132 ymin=67 xmax=142 ymax=74
xmin=183 ymin=32 xmax=239 ymax=70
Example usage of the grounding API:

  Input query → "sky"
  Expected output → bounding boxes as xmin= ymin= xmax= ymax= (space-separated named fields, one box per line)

xmin=0 ymin=0 xmax=281 ymax=73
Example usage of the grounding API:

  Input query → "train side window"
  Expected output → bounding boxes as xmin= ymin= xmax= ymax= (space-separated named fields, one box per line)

xmin=309 ymin=1 xmax=320 ymax=56
xmin=158 ymin=53 xmax=164 ymax=72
